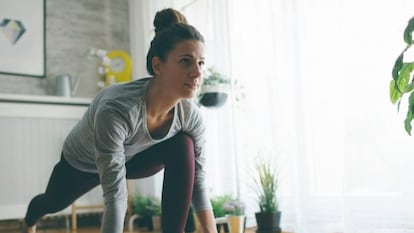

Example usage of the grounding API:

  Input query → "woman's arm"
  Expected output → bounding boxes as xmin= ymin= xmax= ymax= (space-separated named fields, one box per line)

xmin=196 ymin=209 xmax=218 ymax=233
xmin=94 ymin=102 xmax=130 ymax=233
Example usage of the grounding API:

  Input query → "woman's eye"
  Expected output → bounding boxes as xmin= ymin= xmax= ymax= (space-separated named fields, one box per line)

xmin=180 ymin=58 xmax=191 ymax=65
xmin=198 ymin=60 xmax=205 ymax=67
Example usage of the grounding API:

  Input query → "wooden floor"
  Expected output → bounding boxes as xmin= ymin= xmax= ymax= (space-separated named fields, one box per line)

xmin=6 ymin=227 xmax=146 ymax=233
xmin=8 ymin=227 xmax=103 ymax=233
xmin=6 ymin=228 xmax=259 ymax=233
xmin=6 ymin=227 xmax=259 ymax=233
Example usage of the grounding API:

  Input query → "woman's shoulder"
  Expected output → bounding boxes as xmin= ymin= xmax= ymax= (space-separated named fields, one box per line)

xmin=176 ymin=99 xmax=204 ymax=129
xmin=179 ymin=99 xmax=201 ymax=114
xmin=105 ymin=77 xmax=151 ymax=95
xmin=92 ymin=78 xmax=152 ymax=117
xmin=99 ymin=78 xmax=151 ymax=104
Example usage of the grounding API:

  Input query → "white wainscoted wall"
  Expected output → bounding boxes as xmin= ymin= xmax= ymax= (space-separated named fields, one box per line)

xmin=0 ymin=94 xmax=104 ymax=220
xmin=0 ymin=94 xmax=163 ymax=220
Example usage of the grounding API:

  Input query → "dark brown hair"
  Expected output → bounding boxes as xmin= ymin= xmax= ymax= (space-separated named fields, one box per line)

xmin=153 ymin=8 xmax=188 ymax=35
xmin=146 ymin=8 xmax=204 ymax=75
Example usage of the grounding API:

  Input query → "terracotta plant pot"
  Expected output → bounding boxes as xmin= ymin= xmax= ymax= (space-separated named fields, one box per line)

xmin=227 ymin=215 xmax=246 ymax=233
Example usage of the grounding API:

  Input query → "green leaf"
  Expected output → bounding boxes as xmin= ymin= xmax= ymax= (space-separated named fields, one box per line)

xmin=405 ymin=111 xmax=413 ymax=135
xmin=392 ymin=53 xmax=404 ymax=80
xmin=390 ymin=80 xmax=402 ymax=104
xmin=404 ymin=91 xmax=414 ymax=135
xmin=404 ymin=16 xmax=414 ymax=45
xmin=396 ymin=63 xmax=414 ymax=93
xmin=405 ymin=82 xmax=414 ymax=93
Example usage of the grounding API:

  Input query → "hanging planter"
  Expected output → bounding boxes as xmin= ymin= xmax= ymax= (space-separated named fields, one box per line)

xmin=198 ymin=67 xmax=231 ymax=108
xmin=199 ymin=84 xmax=229 ymax=107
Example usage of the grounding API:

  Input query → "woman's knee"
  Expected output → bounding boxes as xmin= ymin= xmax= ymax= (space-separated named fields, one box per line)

xmin=45 ymin=195 xmax=74 ymax=213
xmin=171 ymin=132 xmax=195 ymax=154
xmin=165 ymin=132 xmax=195 ymax=164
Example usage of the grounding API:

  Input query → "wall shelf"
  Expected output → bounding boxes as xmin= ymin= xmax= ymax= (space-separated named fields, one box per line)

xmin=0 ymin=93 xmax=92 ymax=106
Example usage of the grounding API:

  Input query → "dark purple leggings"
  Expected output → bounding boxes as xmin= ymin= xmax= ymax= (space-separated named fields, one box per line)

xmin=25 ymin=132 xmax=195 ymax=233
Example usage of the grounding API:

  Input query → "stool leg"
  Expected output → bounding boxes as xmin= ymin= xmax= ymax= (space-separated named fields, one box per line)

xmin=128 ymin=214 xmax=140 ymax=232
xmin=71 ymin=203 xmax=77 ymax=231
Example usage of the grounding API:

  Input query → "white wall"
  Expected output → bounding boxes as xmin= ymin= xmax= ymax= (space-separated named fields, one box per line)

xmin=0 ymin=97 xmax=98 ymax=219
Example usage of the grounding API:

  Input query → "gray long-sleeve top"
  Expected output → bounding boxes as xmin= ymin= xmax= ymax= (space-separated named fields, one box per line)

xmin=62 ymin=78 xmax=211 ymax=233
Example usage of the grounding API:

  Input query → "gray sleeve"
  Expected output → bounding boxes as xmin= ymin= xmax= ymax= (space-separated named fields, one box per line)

xmin=184 ymin=106 xmax=212 ymax=211
xmin=94 ymin=102 xmax=129 ymax=233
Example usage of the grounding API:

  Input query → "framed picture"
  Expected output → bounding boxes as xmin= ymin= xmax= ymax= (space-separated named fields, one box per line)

xmin=0 ymin=0 xmax=45 ymax=77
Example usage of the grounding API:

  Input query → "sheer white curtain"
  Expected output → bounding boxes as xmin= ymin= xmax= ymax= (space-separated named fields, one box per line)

xmin=130 ymin=0 xmax=414 ymax=232
xmin=225 ymin=0 xmax=414 ymax=232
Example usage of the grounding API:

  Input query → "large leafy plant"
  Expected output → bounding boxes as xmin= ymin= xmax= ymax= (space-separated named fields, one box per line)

xmin=390 ymin=16 xmax=414 ymax=134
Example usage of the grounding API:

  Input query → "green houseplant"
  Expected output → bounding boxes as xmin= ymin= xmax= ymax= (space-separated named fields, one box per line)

xmin=211 ymin=195 xmax=232 ymax=218
xmin=223 ymin=198 xmax=246 ymax=233
xmin=211 ymin=195 xmax=246 ymax=233
xmin=198 ymin=67 xmax=231 ymax=108
xmin=131 ymin=195 xmax=161 ymax=231
xmin=390 ymin=16 xmax=414 ymax=134
xmin=211 ymin=194 xmax=245 ymax=217
xmin=222 ymin=198 xmax=245 ymax=216
xmin=253 ymin=157 xmax=281 ymax=233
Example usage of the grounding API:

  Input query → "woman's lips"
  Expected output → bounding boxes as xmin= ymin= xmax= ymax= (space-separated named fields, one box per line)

xmin=185 ymin=83 xmax=199 ymax=89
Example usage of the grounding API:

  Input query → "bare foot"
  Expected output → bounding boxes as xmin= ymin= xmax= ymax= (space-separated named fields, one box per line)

xmin=23 ymin=223 xmax=36 ymax=233
xmin=26 ymin=225 xmax=36 ymax=233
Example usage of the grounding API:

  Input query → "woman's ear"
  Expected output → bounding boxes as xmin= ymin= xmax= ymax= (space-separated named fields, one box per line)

xmin=152 ymin=57 xmax=162 ymax=76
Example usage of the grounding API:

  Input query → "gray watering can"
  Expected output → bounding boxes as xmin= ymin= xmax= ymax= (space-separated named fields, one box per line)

xmin=56 ymin=73 xmax=80 ymax=97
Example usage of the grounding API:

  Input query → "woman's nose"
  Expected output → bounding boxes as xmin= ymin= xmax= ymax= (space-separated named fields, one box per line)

xmin=191 ymin=64 xmax=203 ymax=78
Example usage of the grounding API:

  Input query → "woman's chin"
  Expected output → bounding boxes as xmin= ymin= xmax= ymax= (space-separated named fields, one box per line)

xmin=182 ymin=90 xmax=197 ymax=99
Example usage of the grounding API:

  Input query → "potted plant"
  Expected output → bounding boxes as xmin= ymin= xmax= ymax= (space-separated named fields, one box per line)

xmin=390 ymin=16 xmax=414 ymax=134
xmin=223 ymin=198 xmax=245 ymax=216
xmin=131 ymin=194 xmax=161 ymax=231
xmin=253 ymin=157 xmax=281 ymax=233
xmin=211 ymin=195 xmax=246 ymax=233
xmin=223 ymin=198 xmax=246 ymax=233
xmin=198 ymin=67 xmax=231 ymax=108
xmin=211 ymin=195 xmax=232 ymax=232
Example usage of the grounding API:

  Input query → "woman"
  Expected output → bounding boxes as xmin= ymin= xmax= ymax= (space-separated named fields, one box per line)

xmin=24 ymin=8 xmax=217 ymax=233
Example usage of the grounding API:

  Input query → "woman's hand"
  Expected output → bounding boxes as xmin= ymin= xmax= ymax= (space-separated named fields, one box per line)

xmin=196 ymin=209 xmax=218 ymax=233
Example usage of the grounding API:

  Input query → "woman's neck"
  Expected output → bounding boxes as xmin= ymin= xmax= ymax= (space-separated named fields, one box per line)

xmin=146 ymin=78 xmax=178 ymax=119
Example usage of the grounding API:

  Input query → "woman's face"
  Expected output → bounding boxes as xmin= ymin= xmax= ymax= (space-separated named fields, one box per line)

xmin=154 ymin=39 xmax=205 ymax=99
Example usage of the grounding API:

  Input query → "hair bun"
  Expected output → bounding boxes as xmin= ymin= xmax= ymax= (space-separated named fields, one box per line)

xmin=153 ymin=8 xmax=188 ymax=35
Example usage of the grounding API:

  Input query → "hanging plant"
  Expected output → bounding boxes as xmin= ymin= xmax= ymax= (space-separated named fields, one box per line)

xmin=390 ymin=16 xmax=414 ymax=134
xmin=197 ymin=67 xmax=231 ymax=108
xmin=197 ymin=67 xmax=245 ymax=108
